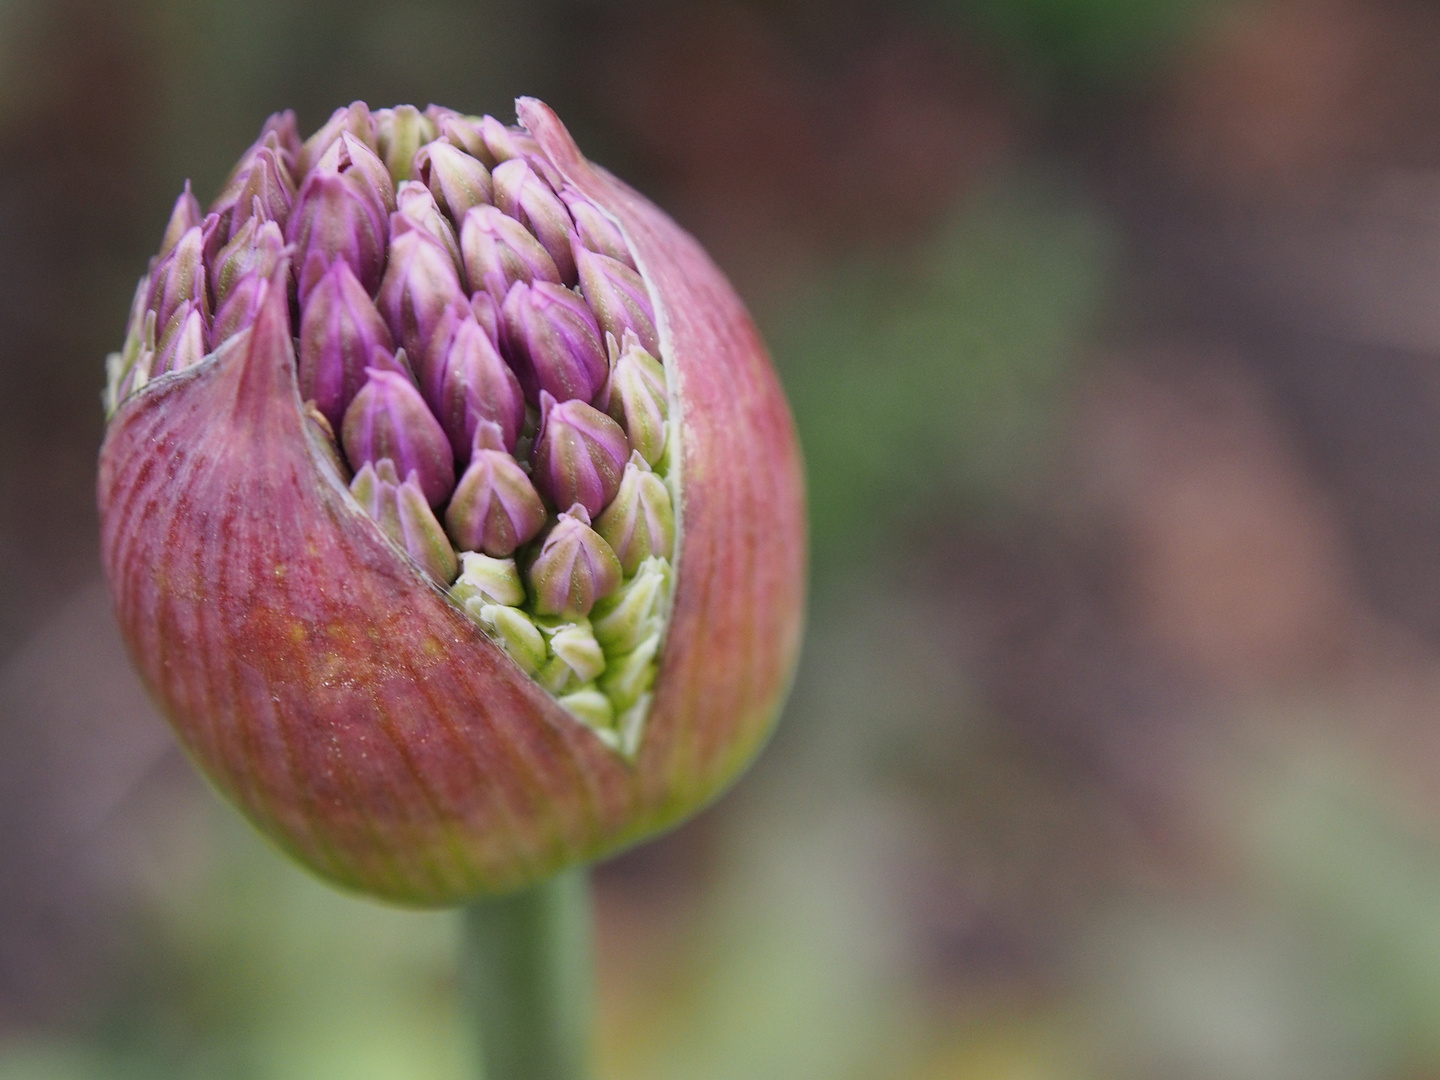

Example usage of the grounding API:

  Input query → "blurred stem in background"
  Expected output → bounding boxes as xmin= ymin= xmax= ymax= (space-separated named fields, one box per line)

xmin=464 ymin=869 xmax=593 ymax=1080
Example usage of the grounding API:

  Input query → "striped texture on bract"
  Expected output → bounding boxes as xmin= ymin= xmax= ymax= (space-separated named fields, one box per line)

xmin=97 ymin=99 xmax=805 ymax=904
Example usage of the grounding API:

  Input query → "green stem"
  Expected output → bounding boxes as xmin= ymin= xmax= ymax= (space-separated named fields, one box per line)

xmin=463 ymin=868 xmax=594 ymax=1080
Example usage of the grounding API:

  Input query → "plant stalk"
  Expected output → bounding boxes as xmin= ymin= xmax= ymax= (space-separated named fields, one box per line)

xmin=463 ymin=868 xmax=593 ymax=1080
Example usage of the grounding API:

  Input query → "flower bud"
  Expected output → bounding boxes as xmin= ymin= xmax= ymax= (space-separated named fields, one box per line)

xmin=577 ymin=245 xmax=659 ymax=356
xmin=211 ymin=216 xmax=287 ymax=307
xmin=377 ymin=223 xmax=467 ymax=363
xmin=395 ymin=180 xmax=462 ymax=271
xmin=603 ymin=331 xmax=668 ymax=466
xmin=375 ymin=104 xmax=435 ymax=183
xmin=493 ymin=158 xmax=577 ymax=284
xmin=557 ymin=185 xmax=635 ymax=269
xmin=341 ymin=367 xmax=455 ymax=507
xmin=452 ymin=551 xmax=526 ymax=608
xmin=429 ymin=317 xmax=526 ymax=458
xmin=159 ymin=182 xmax=203 ymax=258
xmin=297 ymin=101 xmax=377 ymax=176
xmin=148 ymin=224 xmax=209 ymax=333
xmin=99 ymin=100 xmax=805 ymax=904
xmin=460 ymin=204 xmax=561 ymax=301
xmin=596 ymin=453 xmax=674 ymax=574
xmin=531 ymin=392 xmax=629 ymax=518
xmin=500 ymin=280 xmax=606 ymax=406
xmin=297 ymin=261 xmax=396 ymax=429
xmin=288 ymin=161 xmax=389 ymax=303
xmin=415 ymin=140 xmax=493 ymax=223
xmin=350 ymin=460 xmax=459 ymax=584
xmin=444 ymin=423 xmax=547 ymax=557
xmin=527 ymin=505 xmax=622 ymax=618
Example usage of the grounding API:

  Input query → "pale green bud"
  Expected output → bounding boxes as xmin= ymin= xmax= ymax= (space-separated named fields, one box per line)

xmin=452 ymin=551 xmax=526 ymax=608
xmin=591 ymin=556 xmax=669 ymax=653
xmin=599 ymin=632 xmax=661 ymax=711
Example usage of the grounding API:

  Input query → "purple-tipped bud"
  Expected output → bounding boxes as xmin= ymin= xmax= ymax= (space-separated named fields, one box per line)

xmin=415 ymin=140 xmax=493 ymax=224
xmin=148 ymin=224 xmax=210 ymax=331
xmin=444 ymin=423 xmax=548 ymax=557
xmin=558 ymin=185 xmax=636 ymax=269
xmin=210 ymin=271 xmax=267 ymax=346
xmin=577 ymin=245 xmax=659 ymax=356
xmin=427 ymin=108 xmax=495 ymax=165
xmin=471 ymin=290 xmax=500 ymax=342
xmin=151 ymin=301 xmax=208 ymax=378
xmin=375 ymin=104 xmax=435 ymax=183
xmin=350 ymin=460 xmax=458 ymax=584
xmin=531 ymin=391 xmax=629 ymax=517
xmin=527 ymin=504 xmax=623 ymax=618
xmin=160 ymin=182 xmax=203 ymax=257
xmin=492 ymin=158 xmax=577 ymax=284
xmin=501 ymin=280 xmax=607 ymax=406
xmin=288 ymin=164 xmax=389 ymax=304
xmin=211 ymin=217 xmax=287 ymax=306
xmin=376 ymin=224 xmax=467 ymax=364
xmin=430 ymin=317 xmax=526 ymax=458
xmin=596 ymin=453 xmax=675 ymax=574
xmin=315 ymin=132 xmax=397 ymax=215
xmin=460 ymin=204 xmax=561 ymax=300
xmin=298 ymin=261 xmax=397 ymax=429
xmin=257 ymin=110 xmax=302 ymax=171
xmin=603 ymin=331 xmax=669 ymax=466
xmin=298 ymin=101 xmax=377 ymax=176
xmin=216 ymin=145 xmax=294 ymax=242
xmin=395 ymin=180 xmax=462 ymax=271
xmin=480 ymin=115 xmax=541 ymax=164
xmin=341 ymin=367 xmax=455 ymax=507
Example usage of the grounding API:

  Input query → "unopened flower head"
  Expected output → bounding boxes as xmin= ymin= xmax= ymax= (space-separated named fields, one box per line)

xmin=98 ymin=99 xmax=805 ymax=904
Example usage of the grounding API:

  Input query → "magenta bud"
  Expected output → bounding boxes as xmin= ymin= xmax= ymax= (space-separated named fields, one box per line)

xmin=211 ymin=217 xmax=287 ymax=306
xmin=210 ymin=270 xmax=267 ymax=347
xmin=216 ymin=144 xmax=295 ymax=242
xmin=148 ymin=224 xmax=210 ymax=331
xmin=430 ymin=316 xmax=526 ymax=459
xmin=444 ymin=424 xmax=548 ymax=556
xmin=159 ymin=181 xmax=203 ymax=258
xmin=577 ymin=245 xmax=659 ymax=356
xmin=395 ymin=180 xmax=462 ymax=271
xmin=500 ymin=280 xmax=607 ymax=406
xmin=492 ymin=158 xmax=577 ymax=284
xmin=315 ymin=132 xmax=397 ymax=216
xmin=297 ymin=261 xmax=397 ymax=429
xmin=341 ymin=367 xmax=455 ymax=507
xmin=531 ymin=391 xmax=629 ymax=517
xmin=471 ymin=290 xmax=500 ymax=342
xmin=527 ymin=504 xmax=623 ymax=618
xmin=151 ymin=301 xmax=208 ymax=378
xmin=459 ymin=204 xmax=561 ymax=300
xmin=297 ymin=101 xmax=377 ymax=176
xmin=415 ymin=140 xmax=493 ymax=224
xmin=257 ymin=110 xmax=302 ymax=171
xmin=480 ymin=115 xmax=541 ymax=164
xmin=288 ymin=164 xmax=389 ymax=304
xmin=557 ymin=185 xmax=636 ymax=269
xmin=350 ymin=459 xmax=458 ymax=584
xmin=376 ymin=223 xmax=468 ymax=364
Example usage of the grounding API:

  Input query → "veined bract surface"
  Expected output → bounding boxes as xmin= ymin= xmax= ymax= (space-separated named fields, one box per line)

xmin=97 ymin=99 xmax=805 ymax=905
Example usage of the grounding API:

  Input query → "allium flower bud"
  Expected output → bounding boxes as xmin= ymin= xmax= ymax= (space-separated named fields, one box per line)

xmin=576 ymin=244 xmax=659 ymax=356
xmin=445 ymin=423 xmax=547 ymax=557
xmin=377 ymin=222 xmax=468 ymax=363
xmin=596 ymin=453 xmax=675 ymax=574
xmin=211 ymin=217 xmax=287 ymax=306
xmin=501 ymin=280 xmax=607 ymax=406
xmin=341 ymin=367 xmax=455 ymax=507
xmin=492 ymin=158 xmax=577 ymax=284
xmin=98 ymin=100 xmax=805 ymax=904
xmin=415 ymin=140 xmax=493 ymax=223
xmin=558 ymin=185 xmax=635 ymax=269
xmin=288 ymin=154 xmax=389 ymax=303
xmin=527 ymin=505 xmax=622 ymax=618
xmin=531 ymin=392 xmax=629 ymax=518
xmin=395 ymin=180 xmax=462 ymax=271
xmin=429 ymin=316 xmax=526 ymax=458
xmin=460 ymin=204 xmax=561 ymax=301
xmin=297 ymin=260 xmax=396 ymax=429
xmin=351 ymin=460 xmax=459 ymax=585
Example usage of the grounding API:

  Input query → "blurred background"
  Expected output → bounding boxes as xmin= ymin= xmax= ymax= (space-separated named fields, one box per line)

xmin=8 ymin=0 xmax=1440 ymax=1076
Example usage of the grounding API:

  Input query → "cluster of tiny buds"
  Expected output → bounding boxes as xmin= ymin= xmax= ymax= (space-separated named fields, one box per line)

xmin=104 ymin=103 xmax=678 ymax=750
